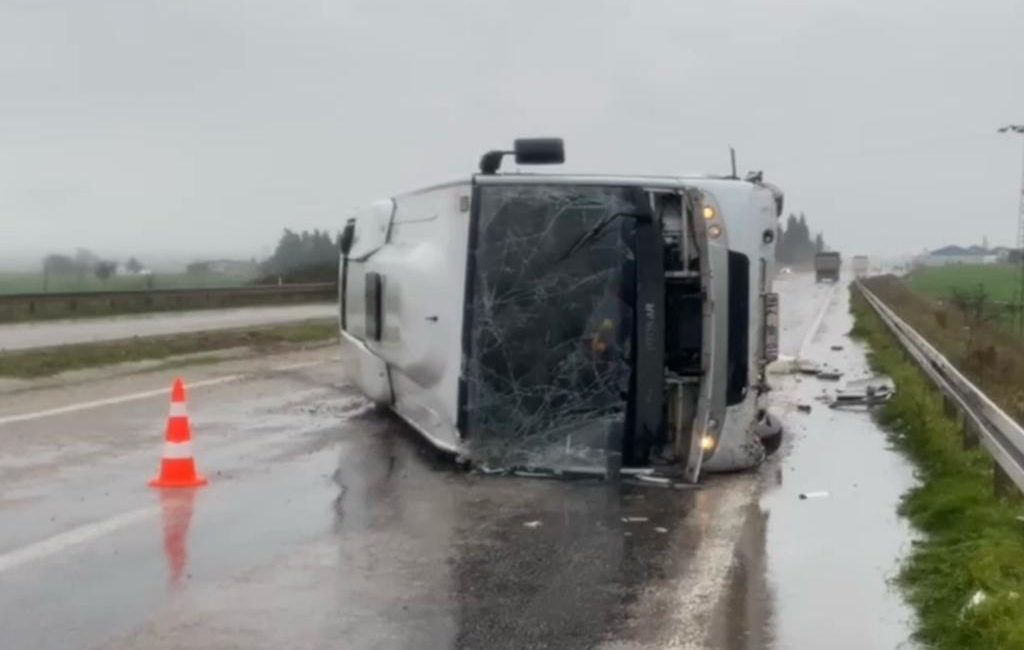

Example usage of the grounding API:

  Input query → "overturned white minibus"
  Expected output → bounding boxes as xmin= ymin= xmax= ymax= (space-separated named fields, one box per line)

xmin=338 ymin=139 xmax=783 ymax=481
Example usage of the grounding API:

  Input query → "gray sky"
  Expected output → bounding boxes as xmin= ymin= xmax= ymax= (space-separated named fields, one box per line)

xmin=2 ymin=0 xmax=1023 ymax=268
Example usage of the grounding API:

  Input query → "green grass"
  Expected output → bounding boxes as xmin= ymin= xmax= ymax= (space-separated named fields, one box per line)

xmin=851 ymin=287 xmax=1024 ymax=649
xmin=0 ymin=271 xmax=252 ymax=295
xmin=908 ymin=264 xmax=1020 ymax=304
xmin=0 ymin=320 xmax=336 ymax=378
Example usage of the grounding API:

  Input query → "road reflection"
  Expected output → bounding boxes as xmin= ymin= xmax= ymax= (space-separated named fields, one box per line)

xmin=318 ymin=412 xmax=768 ymax=649
xmin=157 ymin=489 xmax=198 ymax=589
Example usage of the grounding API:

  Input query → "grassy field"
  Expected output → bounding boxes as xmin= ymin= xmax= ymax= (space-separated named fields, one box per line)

xmin=908 ymin=264 xmax=1020 ymax=303
xmin=862 ymin=275 xmax=1024 ymax=421
xmin=0 ymin=320 xmax=336 ymax=378
xmin=0 ymin=271 xmax=252 ymax=295
xmin=850 ymin=288 xmax=1024 ymax=649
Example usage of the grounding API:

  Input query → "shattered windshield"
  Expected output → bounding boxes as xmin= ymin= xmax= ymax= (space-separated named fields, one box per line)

xmin=463 ymin=184 xmax=645 ymax=472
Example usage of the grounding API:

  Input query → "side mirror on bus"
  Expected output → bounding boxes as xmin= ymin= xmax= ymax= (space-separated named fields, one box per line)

xmin=479 ymin=138 xmax=565 ymax=174
xmin=514 ymin=138 xmax=564 ymax=165
xmin=339 ymin=220 xmax=355 ymax=256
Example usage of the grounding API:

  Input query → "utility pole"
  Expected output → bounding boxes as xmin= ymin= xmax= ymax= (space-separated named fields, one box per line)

xmin=998 ymin=124 xmax=1024 ymax=335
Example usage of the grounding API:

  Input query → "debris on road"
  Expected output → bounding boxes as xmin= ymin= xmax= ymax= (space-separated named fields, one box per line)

xmin=817 ymin=368 xmax=843 ymax=381
xmin=796 ymin=359 xmax=821 ymax=375
xmin=767 ymin=354 xmax=799 ymax=375
xmin=654 ymin=527 xmax=668 ymax=534
xmin=830 ymin=345 xmax=844 ymax=351
xmin=635 ymin=474 xmax=672 ymax=486
xmin=622 ymin=516 xmax=649 ymax=523
xmin=523 ymin=520 xmax=542 ymax=529
xmin=799 ymin=491 xmax=830 ymax=500
xmin=830 ymin=375 xmax=895 ymax=408
xmin=797 ymin=404 xmax=812 ymax=413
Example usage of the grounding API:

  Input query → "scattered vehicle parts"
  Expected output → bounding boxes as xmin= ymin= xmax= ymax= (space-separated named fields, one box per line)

xmin=635 ymin=474 xmax=672 ymax=486
xmin=797 ymin=359 xmax=821 ymax=375
xmin=830 ymin=375 xmax=895 ymax=408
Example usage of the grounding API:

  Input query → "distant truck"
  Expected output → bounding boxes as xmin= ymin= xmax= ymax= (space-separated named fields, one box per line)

xmin=814 ymin=252 xmax=841 ymax=283
xmin=852 ymin=255 xmax=869 ymax=278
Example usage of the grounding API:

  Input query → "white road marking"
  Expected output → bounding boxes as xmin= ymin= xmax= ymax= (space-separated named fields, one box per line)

xmin=663 ymin=478 xmax=759 ymax=650
xmin=798 ymin=283 xmax=838 ymax=360
xmin=0 ymin=358 xmax=329 ymax=427
xmin=272 ymin=360 xmax=328 ymax=372
xmin=0 ymin=375 xmax=242 ymax=426
xmin=0 ymin=507 xmax=158 ymax=574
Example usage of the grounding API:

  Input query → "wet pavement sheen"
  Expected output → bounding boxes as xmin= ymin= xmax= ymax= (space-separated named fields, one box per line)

xmin=0 ymin=274 xmax=919 ymax=649
xmin=759 ymin=276 xmax=919 ymax=649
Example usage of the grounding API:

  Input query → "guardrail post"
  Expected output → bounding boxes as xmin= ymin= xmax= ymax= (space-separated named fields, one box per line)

xmin=994 ymin=462 xmax=1015 ymax=498
xmin=942 ymin=395 xmax=956 ymax=418
xmin=962 ymin=418 xmax=979 ymax=450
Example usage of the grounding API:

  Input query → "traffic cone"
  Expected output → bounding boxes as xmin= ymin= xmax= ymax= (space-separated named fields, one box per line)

xmin=149 ymin=378 xmax=208 ymax=488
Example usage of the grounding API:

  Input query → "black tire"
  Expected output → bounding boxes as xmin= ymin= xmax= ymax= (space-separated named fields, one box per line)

xmin=762 ymin=430 xmax=783 ymax=456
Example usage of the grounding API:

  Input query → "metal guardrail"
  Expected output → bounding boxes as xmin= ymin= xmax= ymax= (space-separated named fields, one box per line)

xmin=857 ymin=281 xmax=1024 ymax=493
xmin=0 ymin=282 xmax=338 ymax=322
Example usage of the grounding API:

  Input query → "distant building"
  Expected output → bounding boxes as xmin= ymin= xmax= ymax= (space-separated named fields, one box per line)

xmin=186 ymin=259 xmax=259 ymax=276
xmin=919 ymin=245 xmax=999 ymax=267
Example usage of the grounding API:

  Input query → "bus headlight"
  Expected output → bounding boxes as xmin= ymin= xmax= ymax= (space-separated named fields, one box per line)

xmin=707 ymin=224 xmax=722 ymax=239
xmin=701 ymin=435 xmax=716 ymax=451
xmin=702 ymin=205 xmax=716 ymax=220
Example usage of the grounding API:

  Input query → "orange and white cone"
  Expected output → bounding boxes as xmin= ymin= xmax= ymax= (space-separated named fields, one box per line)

xmin=149 ymin=378 xmax=208 ymax=488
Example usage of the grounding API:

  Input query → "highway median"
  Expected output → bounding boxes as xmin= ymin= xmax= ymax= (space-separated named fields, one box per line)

xmin=0 ymin=320 xmax=337 ymax=379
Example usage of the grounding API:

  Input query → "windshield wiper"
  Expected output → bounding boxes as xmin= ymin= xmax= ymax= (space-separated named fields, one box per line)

xmin=555 ymin=211 xmax=647 ymax=262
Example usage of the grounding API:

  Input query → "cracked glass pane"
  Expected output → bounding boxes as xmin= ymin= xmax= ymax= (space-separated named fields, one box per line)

xmin=464 ymin=184 xmax=645 ymax=471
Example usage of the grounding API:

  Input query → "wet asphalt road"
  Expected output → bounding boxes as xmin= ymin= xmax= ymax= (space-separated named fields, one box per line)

xmin=760 ymin=276 xmax=919 ymax=649
xmin=0 ymin=303 xmax=337 ymax=351
xmin=0 ymin=274 xmax=917 ymax=649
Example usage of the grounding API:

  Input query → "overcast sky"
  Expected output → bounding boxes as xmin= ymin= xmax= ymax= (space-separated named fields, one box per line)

xmin=2 ymin=0 xmax=1022 ymax=268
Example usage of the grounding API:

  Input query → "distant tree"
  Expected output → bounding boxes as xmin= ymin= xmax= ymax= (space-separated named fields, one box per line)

xmin=260 ymin=228 xmax=339 ymax=283
xmin=74 ymin=248 xmax=100 ymax=280
xmin=125 ymin=257 xmax=144 ymax=274
xmin=774 ymin=212 xmax=829 ymax=268
xmin=795 ymin=213 xmax=807 ymax=244
xmin=94 ymin=261 xmax=117 ymax=281
xmin=43 ymin=254 xmax=76 ymax=275
xmin=42 ymin=253 xmax=77 ymax=291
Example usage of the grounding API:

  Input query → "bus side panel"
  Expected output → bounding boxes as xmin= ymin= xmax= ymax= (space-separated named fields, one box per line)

xmin=385 ymin=185 xmax=471 ymax=451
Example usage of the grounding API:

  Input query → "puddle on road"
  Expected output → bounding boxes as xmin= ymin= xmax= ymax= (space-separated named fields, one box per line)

xmin=754 ymin=282 xmax=919 ymax=650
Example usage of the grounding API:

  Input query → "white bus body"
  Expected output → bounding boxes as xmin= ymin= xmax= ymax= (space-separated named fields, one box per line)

xmin=339 ymin=142 xmax=782 ymax=481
